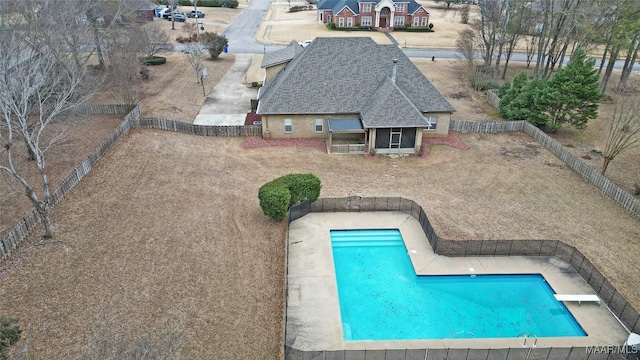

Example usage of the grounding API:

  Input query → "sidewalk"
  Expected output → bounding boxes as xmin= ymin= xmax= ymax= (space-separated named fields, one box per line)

xmin=195 ymin=54 xmax=257 ymax=126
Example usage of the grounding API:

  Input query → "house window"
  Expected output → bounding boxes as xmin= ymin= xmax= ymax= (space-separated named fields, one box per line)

xmin=395 ymin=3 xmax=405 ymax=12
xmin=284 ymin=119 xmax=293 ymax=133
xmin=425 ymin=116 xmax=438 ymax=130
xmin=327 ymin=14 xmax=332 ymax=22
xmin=421 ymin=17 xmax=428 ymax=27
xmin=413 ymin=16 xmax=419 ymax=26
xmin=394 ymin=16 xmax=404 ymax=26
xmin=361 ymin=16 xmax=372 ymax=26
xmin=315 ymin=119 xmax=323 ymax=132
xmin=347 ymin=17 xmax=353 ymax=27
xmin=363 ymin=3 xmax=371 ymax=12
xmin=338 ymin=17 xmax=344 ymax=27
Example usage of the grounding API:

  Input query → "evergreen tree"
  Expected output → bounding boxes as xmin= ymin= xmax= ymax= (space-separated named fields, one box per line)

xmin=499 ymin=72 xmax=547 ymax=127
xmin=538 ymin=49 xmax=603 ymax=131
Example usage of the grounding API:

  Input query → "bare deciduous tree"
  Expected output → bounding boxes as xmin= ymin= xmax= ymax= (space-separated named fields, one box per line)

xmin=139 ymin=22 xmax=171 ymax=58
xmin=602 ymin=94 xmax=640 ymax=175
xmin=104 ymin=29 xmax=146 ymax=104
xmin=184 ymin=43 xmax=206 ymax=84
xmin=456 ymin=28 xmax=478 ymax=71
xmin=0 ymin=30 xmax=89 ymax=239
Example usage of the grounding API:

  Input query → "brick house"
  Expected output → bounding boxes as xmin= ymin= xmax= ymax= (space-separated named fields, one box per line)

xmin=257 ymin=37 xmax=455 ymax=155
xmin=316 ymin=0 xmax=430 ymax=30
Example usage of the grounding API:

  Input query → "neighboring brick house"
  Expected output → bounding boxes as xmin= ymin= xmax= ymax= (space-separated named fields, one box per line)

xmin=316 ymin=0 xmax=430 ymax=30
xmin=257 ymin=37 xmax=455 ymax=155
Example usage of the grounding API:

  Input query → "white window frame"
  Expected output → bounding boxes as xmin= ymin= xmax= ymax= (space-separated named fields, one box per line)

xmin=395 ymin=3 xmax=405 ymax=12
xmin=363 ymin=3 xmax=371 ymax=12
xmin=425 ymin=116 xmax=438 ymax=130
xmin=338 ymin=17 xmax=344 ymax=27
xmin=327 ymin=14 xmax=332 ymax=22
xmin=347 ymin=17 xmax=353 ymax=27
xmin=284 ymin=119 xmax=293 ymax=133
xmin=315 ymin=119 xmax=323 ymax=133
xmin=361 ymin=16 xmax=372 ymax=26
xmin=413 ymin=16 xmax=419 ymax=26
xmin=421 ymin=16 xmax=428 ymax=27
xmin=394 ymin=16 xmax=404 ymax=26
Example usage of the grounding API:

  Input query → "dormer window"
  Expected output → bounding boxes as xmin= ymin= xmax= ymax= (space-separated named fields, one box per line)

xmin=363 ymin=3 xmax=372 ymax=12
xmin=396 ymin=3 xmax=405 ymax=12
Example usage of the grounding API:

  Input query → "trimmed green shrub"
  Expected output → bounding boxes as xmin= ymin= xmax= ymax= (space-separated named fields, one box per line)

xmin=0 ymin=317 xmax=21 ymax=360
xmin=258 ymin=173 xmax=322 ymax=221
xmin=143 ymin=56 xmax=167 ymax=65
xmin=258 ymin=185 xmax=291 ymax=221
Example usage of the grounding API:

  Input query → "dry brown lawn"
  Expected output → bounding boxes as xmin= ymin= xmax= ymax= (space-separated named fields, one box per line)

xmin=1 ymin=20 xmax=640 ymax=360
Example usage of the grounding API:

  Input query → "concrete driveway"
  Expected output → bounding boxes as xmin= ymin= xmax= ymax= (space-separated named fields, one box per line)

xmin=194 ymin=54 xmax=257 ymax=126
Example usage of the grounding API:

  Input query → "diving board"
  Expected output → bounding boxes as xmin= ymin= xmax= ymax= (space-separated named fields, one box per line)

xmin=554 ymin=294 xmax=601 ymax=306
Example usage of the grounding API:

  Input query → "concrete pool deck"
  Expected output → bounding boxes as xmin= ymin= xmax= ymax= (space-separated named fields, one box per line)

xmin=286 ymin=212 xmax=629 ymax=351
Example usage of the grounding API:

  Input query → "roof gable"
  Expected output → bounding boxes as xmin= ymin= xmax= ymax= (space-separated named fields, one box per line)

xmin=260 ymin=40 xmax=304 ymax=68
xmin=257 ymin=37 xmax=455 ymax=116
xmin=361 ymin=77 xmax=431 ymax=128
xmin=408 ymin=2 xmax=427 ymax=14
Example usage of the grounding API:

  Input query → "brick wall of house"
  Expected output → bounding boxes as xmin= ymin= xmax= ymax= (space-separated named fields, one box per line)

xmin=262 ymin=114 xmax=361 ymax=139
xmin=411 ymin=8 xmax=429 ymax=27
xmin=335 ymin=7 xmax=355 ymax=27
xmin=319 ymin=10 xmax=333 ymax=24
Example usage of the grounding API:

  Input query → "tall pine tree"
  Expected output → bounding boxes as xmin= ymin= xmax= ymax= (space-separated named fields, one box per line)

xmin=538 ymin=49 xmax=603 ymax=131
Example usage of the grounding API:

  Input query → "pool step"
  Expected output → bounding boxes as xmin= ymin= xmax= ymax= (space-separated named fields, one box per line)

xmin=331 ymin=229 xmax=403 ymax=247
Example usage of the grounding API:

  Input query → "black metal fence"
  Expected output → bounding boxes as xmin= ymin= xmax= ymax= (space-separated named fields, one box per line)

xmin=285 ymin=197 xmax=640 ymax=360
xmin=286 ymin=347 xmax=637 ymax=360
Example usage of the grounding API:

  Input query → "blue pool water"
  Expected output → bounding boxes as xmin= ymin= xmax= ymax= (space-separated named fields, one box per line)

xmin=331 ymin=229 xmax=587 ymax=341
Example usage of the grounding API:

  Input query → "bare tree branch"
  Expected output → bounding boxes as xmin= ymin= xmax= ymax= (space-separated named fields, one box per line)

xmin=602 ymin=93 xmax=640 ymax=174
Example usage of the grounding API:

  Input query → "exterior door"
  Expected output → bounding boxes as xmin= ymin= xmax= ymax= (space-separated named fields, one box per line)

xmin=380 ymin=7 xmax=390 ymax=28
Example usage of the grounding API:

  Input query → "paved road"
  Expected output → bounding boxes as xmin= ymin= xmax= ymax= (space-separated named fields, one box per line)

xmin=222 ymin=0 xmax=284 ymax=54
xmin=403 ymin=48 xmax=640 ymax=71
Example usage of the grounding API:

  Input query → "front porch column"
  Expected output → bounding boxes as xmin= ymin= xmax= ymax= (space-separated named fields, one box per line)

xmin=375 ymin=11 xmax=380 ymax=27
xmin=367 ymin=129 xmax=376 ymax=153
xmin=390 ymin=10 xmax=395 ymax=28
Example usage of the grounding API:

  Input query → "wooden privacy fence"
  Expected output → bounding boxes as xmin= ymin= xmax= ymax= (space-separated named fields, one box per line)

xmin=449 ymin=120 xmax=640 ymax=219
xmin=486 ymin=88 xmax=500 ymax=109
xmin=0 ymin=109 xmax=263 ymax=260
xmin=285 ymin=197 xmax=640 ymax=360
xmin=135 ymin=117 xmax=262 ymax=137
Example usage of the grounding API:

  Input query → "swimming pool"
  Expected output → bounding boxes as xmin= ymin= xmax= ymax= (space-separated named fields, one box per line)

xmin=331 ymin=229 xmax=587 ymax=341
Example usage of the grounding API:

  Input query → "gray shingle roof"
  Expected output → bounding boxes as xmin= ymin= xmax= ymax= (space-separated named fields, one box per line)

xmin=361 ymin=76 xmax=431 ymax=128
xmin=408 ymin=1 xmax=426 ymax=14
xmin=317 ymin=0 xmax=359 ymax=14
xmin=261 ymin=40 xmax=304 ymax=68
xmin=257 ymin=37 xmax=455 ymax=117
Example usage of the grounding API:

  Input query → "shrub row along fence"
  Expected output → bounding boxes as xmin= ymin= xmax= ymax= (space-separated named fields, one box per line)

xmin=449 ymin=120 xmax=640 ymax=219
xmin=285 ymin=197 xmax=640 ymax=360
xmin=0 ymin=110 xmax=263 ymax=260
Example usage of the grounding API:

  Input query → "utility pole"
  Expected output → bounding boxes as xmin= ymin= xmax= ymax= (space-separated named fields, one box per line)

xmin=194 ymin=0 xmax=200 ymax=38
